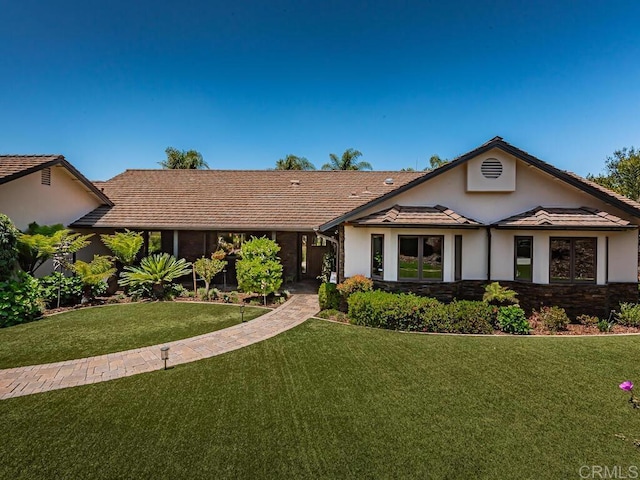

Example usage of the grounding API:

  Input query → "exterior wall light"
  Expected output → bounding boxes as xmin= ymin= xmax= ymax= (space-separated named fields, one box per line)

xmin=161 ymin=346 xmax=170 ymax=370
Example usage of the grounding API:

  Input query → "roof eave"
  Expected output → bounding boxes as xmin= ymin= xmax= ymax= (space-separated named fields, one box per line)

xmin=350 ymin=222 xmax=481 ymax=229
xmin=320 ymin=137 xmax=640 ymax=230
xmin=0 ymin=157 xmax=113 ymax=206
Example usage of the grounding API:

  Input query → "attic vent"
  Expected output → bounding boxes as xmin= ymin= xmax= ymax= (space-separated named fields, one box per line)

xmin=41 ymin=168 xmax=51 ymax=186
xmin=349 ymin=191 xmax=359 ymax=198
xmin=480 ymin=158 xmax=503 ymax=179
xmin=290 ymin=179 xmax=300 ymax=186
xmin=384 ymin=178 xmax=394 ymax=185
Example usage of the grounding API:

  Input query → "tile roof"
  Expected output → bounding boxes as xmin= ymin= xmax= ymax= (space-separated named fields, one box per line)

xmin=320 ymin=136 xmax=640 ymax=230
xmin=0 ymin=155 xmax=63 ymax=183
xmin=352 ymin=205 xmax=481 ymax=227
xmin=71 ymin=170 xmax=426 ymax=230
xmin=493 ymin=206 xmax=634 ymax=229
xmin=0 ymin=155 xmax=113 ymax=205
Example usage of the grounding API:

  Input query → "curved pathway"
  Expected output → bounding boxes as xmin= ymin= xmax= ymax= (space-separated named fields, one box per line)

xmin=0 ymin=293 xmax=318 ymax=400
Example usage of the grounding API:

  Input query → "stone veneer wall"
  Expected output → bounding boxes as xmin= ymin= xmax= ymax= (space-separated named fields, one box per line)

xmin=373 ymin=280 xmax=639 ymax=319
xmin=276 ymin=231 xmax=299 ymax=282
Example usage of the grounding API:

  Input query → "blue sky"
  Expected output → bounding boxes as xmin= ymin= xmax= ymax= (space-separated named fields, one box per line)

xmin=1 ymin=0 xmax=639 ymax=180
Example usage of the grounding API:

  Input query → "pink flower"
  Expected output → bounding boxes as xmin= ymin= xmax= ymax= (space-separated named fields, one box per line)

xmin=620 ymin=381 xmax=634 ymax=392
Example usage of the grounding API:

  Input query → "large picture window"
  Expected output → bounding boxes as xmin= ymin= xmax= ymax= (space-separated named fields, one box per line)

xmin=550 ymin=237 xmax=596 ymax=283
xmin=398 ymin=235 xmax=443 ymax=281
xmin=371 ymin=235 xmax=384 ymax=279
xmin=514 ymin=236 xmax=533 ymax=282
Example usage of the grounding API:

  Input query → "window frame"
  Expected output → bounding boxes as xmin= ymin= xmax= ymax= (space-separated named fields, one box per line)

xmin=514 ymin=236 xmax=533 ymax=282
xmin=397 ymin=234 xmax=444 ymax=282
xmin=549 ymin=237 xmax=597 ymax=284
xmin=371 ymin=234 xmax=384 ymax=280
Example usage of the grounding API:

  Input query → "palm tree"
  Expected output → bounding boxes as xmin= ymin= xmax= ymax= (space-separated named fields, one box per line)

xmin=159 ymin=147 xmax=209 ymax=169
xmin=321 ymin=148 xmax=372 ymax=171
xmin=275 ymin=154 xmax=316 ymax=170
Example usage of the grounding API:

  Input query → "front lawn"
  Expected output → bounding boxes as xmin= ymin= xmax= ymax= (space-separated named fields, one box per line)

xmin=0 ymin=302 xmax=267 ymax=368
xmin=1 ymin=319 xmax=639 ymax=479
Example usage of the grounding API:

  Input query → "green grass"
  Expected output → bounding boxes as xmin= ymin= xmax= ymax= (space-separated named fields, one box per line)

xmin=0 ymin=302 xmax=267 ymax=368
xmin=1 ymin=319 xmax=640 ymax=479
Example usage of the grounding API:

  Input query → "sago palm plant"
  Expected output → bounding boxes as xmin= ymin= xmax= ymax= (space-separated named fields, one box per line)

xmin=119 ymin=253 xmax=192 ymax=299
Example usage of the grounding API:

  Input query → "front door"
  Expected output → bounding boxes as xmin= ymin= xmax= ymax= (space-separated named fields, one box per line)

xmin=299 ymin=234 xmax=329 ymax=280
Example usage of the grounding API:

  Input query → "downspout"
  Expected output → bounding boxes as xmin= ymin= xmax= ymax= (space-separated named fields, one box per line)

xmin=486 ymin=226 xmax=492 ymax=281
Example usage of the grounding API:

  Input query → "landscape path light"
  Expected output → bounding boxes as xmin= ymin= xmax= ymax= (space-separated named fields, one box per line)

xmin=161 ymin=346 xmax=170 ymax=370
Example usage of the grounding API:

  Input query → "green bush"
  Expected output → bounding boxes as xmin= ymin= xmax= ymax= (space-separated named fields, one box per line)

xmin=318 ymin=283 xmax=340 ymax=310
xmin=315 ymin=309 xmax=349 ymax=322
xmin=535 ymin=306 xmax=570 ymax=332
xmin=236 ymin=237 xmax=283 ymax=305
xmin=482 ymin=282 xmax=518 ymax=306
xmin=0 ymin=272 xmax=44 ymax=327
xmin=598 ymin=318 xmax=614 ymax=332
xmin=576 ymin=314 xmax=599 ymax=327
xmin=423 ymin=300 xmax=494 ymax=334
xmin=119 ymin=253 xmax=192 ymax=300
xmin=497 ymin=305 xmax=530 ymax=335
xmin=38 ymin=272 xmax=107 ymax=308
xmin=0 ymin=214 xmax=19 ymax=281
xmin=337 ymin=275 xmax=373 ymax=299
xmin=348 ymin=290 xmax=440 ymax=331
xmin=616 ymin=303 xmax=640 ymax=327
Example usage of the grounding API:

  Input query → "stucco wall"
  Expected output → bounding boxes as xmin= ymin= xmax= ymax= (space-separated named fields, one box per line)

xmin=0 ymin=166 xmax=102 ymax=231
xmin=343 ymin=148 xmax=640 ymax=285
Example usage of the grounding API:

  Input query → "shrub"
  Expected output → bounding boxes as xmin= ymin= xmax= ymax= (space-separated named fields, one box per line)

xmin=497 ymin=305 xmax=530 ymax=335
xmin=0 ymin=272 xmax=44 ymax=327
xmin=598 ymin=318 xmax=614 ymax=332
xmin=423 ymin=300 xmax=494 ymax=334
xmin=482 ymin=282 xmax=518 ymax=306
xmin=535 ymin=306 xmax=570 ymax=332
xmin=100 ymin=230 xmax=144 ymax=266
xmin=70 ymin=255 xmax=116 ymax=303
xmin=576 ymin=314 xmax=599 ymax=327
xmin=315 ymin=309 xmax=349 ymax=322
xmin=119 ymin=253 xmax=192 ymax=300
xmin=236 ymin=237 xmax=283 ymax=305
xmin=317 ymin=251 xmax=336 ymax=283
xmin=337 ymin=275 xmax=373 ymax=299
xmin=318 ymin=282 xmax=340 ymax=310
xmin=38 ymin=272 xmax=107 ymax=308
xmin=348 ymin=290 xmax=440 ymax=331
xmin=194 ymin=253 xmax=227 ymax=297
xmin=0 ymin=214 xmax=19 ymax=281
xmin=616 ymin=303 xmax=640 ymax=327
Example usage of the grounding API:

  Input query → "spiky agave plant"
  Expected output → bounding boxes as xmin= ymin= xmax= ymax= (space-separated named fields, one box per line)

xmin=119 ymin=253 xmax=192 ymax=300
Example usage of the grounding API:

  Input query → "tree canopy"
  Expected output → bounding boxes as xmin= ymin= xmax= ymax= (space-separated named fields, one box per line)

xmin=321 ymin=148 xmax=372 ymax=171
xmin=159 ymin=147 xmax=208 ymax=169
xmin=275 ymin=154 xmax=316 ymax=170
xmin=587 ymin=147 xmax=640 ymax=201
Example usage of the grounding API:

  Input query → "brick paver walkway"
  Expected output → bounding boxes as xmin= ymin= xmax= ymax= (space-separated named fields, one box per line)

xmin=0 ymin=293 xmax=318 ymax=400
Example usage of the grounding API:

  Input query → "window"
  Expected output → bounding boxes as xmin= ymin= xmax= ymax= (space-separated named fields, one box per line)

xmin=398 ymin=235 xmax=443 ymax=281
xmin=218 ymin=233 xmax=245 ymax=253
xmin=514 ymin=236 xmax=533 ymax=282
xmin=550 ymin=237 xmax=596 ymax=283
xmin=371 ymin=235 xmax=384 ymax=279
xmin=454 ymin=235 xmax=462 ymax=281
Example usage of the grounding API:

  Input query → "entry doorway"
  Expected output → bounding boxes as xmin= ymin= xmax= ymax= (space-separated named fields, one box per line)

xmin=299 ymin=234 xmax=330 ymax=280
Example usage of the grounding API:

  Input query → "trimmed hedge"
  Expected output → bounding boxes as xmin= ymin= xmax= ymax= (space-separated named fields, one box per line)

xmin=348 ymin=290 xmax=440 ymax=330
xmin=422 ymin=300 xmax=494 ymax=334
xmin=318 ymin=283 xmax=340 ymax=311
xmin=347 ymin=291 xmax=493 ymax=334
